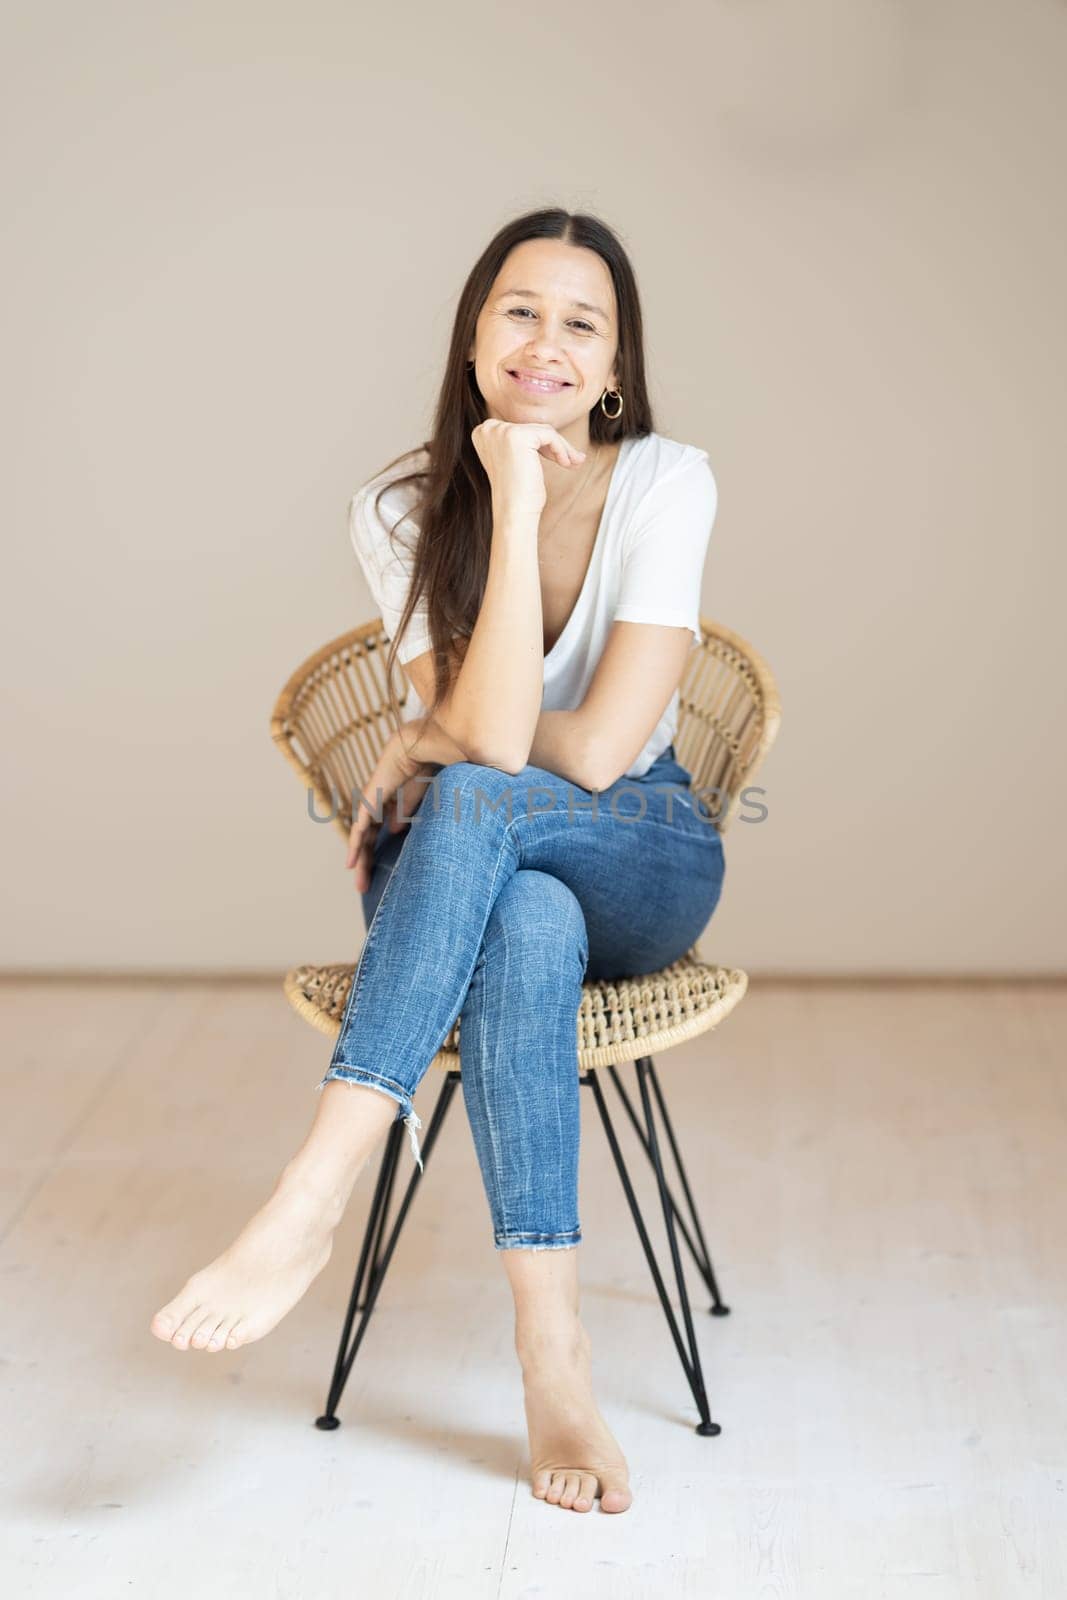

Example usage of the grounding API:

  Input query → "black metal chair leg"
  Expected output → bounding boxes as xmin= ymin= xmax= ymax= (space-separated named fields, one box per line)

xmin=604 ymin=1057 xmax=730 ymax=1315
xmin=355 ymin=1118 xmax=403 ymax=1313
xmin=315 ymin=1070 xmax=460 ymax=1430
xmin=584 ymin=1065 xmax=721 ymax=1436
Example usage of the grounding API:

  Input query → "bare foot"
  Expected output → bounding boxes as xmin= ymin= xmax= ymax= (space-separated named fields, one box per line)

xmin=149 ymin=1164 xmax=344 ymax=1353
xmin=517 ymin=1318 xmax=633 ymax=1514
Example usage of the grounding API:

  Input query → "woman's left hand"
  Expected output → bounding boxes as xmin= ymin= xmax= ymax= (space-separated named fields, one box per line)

xmin=345 ymin=731 xmax=429 ymax=893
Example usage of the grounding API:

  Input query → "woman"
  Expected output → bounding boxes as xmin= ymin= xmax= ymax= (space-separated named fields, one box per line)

xmin=150 ymin=207 xmax=726 ymax=1517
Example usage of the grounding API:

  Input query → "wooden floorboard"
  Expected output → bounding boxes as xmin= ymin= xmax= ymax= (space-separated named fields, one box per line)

xmin=1 ymin=979 xmax=1064 ymax=1597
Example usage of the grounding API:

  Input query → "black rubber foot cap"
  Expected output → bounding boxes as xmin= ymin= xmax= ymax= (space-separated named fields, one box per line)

xmin=315 ymin=1414 xmax=341 ymax=1430
xmin=696 ymin=1420 xmax=722 ymax=1436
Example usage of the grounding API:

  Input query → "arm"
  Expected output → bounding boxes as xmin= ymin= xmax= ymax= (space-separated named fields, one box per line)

xmin=573 ymin=450 xmax=716 ymax=787
xmin=393 ymin=668 xmax=593 ymax=781
xmin=575 ymin=621 xmax=696 ymax=790
xmin=396 ymin=624 xmax=695 ymax=791
xmin=428 ymin=506 xmax=544 ymax=771
xmin=393 ymin=430 xmax=591 ymax=772
xmin=394 ymin=422 xmax=587 ymax=773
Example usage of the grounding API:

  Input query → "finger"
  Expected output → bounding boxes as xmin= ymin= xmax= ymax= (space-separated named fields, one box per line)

xmin=345 ymin=809 xmax=370 ymax=869
xmin=540 ymin=436 xmax=585 ymax=467
xmin=355 ymin=834 xmax=375 ymax=893
xmin=515 ymin=422 xmax=585 ymax=465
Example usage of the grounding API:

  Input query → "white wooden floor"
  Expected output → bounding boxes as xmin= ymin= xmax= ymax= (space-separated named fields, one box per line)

xmin=1 ymin=977 xmax=1064 ymax=1598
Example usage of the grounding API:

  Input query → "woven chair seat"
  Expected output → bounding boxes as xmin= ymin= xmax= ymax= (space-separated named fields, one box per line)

xmin=284 ymin=947 xmax=748 ymax=1072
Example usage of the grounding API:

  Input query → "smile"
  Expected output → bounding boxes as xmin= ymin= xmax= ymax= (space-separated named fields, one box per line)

xmin=507 ymin=369 xmax=571 ymax=395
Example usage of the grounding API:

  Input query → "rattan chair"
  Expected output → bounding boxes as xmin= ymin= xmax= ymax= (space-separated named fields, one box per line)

xmin=271 ymin=616 xmax=781 ymax=1436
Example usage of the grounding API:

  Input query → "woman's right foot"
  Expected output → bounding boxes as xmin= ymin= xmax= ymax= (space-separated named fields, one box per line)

xmin=148 ymin=1162 xmax=345 ymax=1353
xmin=516 ymin=1317 xmax=633 ymax=1514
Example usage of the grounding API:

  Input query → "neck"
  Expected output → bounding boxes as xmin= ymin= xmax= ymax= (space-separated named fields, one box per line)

xmin=541 ymin=438 xmax=602 ymax=512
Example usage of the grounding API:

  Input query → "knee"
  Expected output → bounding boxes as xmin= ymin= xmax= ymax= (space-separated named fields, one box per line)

xmin=483 ymin=870 xmax=589 ymax=974
xmin=419 ymin=759 xmax=516 ymax=826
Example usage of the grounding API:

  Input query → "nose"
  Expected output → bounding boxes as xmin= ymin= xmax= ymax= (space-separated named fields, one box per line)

xmin=523 ymin=317 xmax=570 ymax=360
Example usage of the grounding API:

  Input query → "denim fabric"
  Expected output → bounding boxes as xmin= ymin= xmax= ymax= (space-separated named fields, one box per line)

xmin=317 ymin=744 xmax=726 ymax=1250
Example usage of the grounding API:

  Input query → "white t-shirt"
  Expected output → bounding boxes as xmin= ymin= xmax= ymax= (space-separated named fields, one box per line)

xmin=348 ymin=430 xmax=718 ymax=778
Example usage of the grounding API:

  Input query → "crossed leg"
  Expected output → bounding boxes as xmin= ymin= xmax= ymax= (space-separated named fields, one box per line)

xmin=458 ymin=869 xmax=632 ymax=1513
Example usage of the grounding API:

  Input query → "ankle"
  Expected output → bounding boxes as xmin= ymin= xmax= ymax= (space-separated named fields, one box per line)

xmin=276 ymin=1158 xmax=354 ymax=1224
xmin=515 ymin=1308 xmax=590 ymax=1368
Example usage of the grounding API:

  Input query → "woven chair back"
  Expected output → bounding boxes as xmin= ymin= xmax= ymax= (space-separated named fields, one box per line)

xmin=271 ymin=618 xmax=781 ymax=838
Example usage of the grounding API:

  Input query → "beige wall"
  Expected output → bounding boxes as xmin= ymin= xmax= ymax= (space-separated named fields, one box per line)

xmin=2 ymin=0 xmax=1064 ymax=976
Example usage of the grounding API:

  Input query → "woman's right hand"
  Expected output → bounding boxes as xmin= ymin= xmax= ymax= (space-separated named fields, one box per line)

xmin=384 ymin=762 xmax=436 ymax=834
xmin=470 ymin=419 xmax=586 ymax=518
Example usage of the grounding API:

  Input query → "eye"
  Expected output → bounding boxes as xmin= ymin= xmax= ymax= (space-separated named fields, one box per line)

xmin=506 ymin=308 xmax=596 ymax=333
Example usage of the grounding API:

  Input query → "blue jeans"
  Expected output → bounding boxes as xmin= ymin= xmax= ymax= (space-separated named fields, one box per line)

xmin=316 ymin=744 xmax=726 ymax=1251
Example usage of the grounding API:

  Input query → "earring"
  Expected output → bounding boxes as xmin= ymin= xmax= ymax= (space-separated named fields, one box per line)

xmin=466 ymin=359 xmax=475 ymax=369
xmin=600 ymin=386 xmax=623 ymax=419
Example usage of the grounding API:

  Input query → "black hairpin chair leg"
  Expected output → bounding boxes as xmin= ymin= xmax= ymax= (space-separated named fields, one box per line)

xmin=315 ymin=1070 xmax=461 ymax=1430
xmin=604 ymin=1057 xmax=731 ymax=1317
xmin=584 ymin=1055 xmax=727 ymax=1435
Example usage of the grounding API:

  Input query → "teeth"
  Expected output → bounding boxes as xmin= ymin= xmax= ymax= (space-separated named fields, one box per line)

xmin=513 ymin=371 xmax=564 ymax=390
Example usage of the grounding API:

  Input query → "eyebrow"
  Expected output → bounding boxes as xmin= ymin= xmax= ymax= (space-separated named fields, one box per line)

xmin=497 ymin=289 xmax=610 ymax=323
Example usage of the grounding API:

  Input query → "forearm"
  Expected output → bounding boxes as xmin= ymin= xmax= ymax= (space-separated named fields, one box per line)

xmin=524 ymin=708 xmax=598 ymax=789
xmin=398 ymin=706 xmax=597 ymax=788
xmin=438 ymin=507 xmax=544 ymax=769
xmin=395 ymin=713 xmax=470 ymax=769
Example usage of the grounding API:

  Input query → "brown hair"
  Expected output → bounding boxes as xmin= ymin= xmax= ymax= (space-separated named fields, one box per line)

xmin=364 ymin=205 xmax=655 ymax=745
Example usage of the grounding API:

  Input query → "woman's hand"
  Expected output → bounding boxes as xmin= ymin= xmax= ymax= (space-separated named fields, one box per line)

xmin=384 ymin=762 xmax=437 ymax=834
xmin=471 ymin=418 xmax=586 ymax=519
xmin=345 ymin=732 xmax=434 ymax=894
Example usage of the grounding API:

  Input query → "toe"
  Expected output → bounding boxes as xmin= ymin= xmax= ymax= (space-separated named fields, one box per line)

xmin=170 ymin=1306 xmax=205 ymax=1350
xmin=531 ymin=1471 xmax=551 ymax=1500
xmin=559 ymin=1472 xmax=581 ymax=1509
xmin=204 ymin=1316 xmax=231 ymax=1352
xmin=545 ymin=1472 xmax=565 ymax=1504
xmin=189 ymin=1312 xmax=220 ymax=1350
xmin=574 ymin=1473 xmax=597 ymax=1512
xmin=599 ymin=1473 xmax=633 ymax=1513
xmin=150 ymin=1296 xmax=189 ymax=1340
xmin=225 ymin=1319 xmax=246 ymax=1350
xmin=212 ymin=1316 xmax=239 ymax=1350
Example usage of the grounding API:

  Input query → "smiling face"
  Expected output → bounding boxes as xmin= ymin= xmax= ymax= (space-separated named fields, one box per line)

xmin=468 ymin=237 xmax=620 ymax=447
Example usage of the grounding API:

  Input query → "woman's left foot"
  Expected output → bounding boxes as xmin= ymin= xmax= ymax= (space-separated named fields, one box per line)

xmin=517 ymin=1317 xmax=633 ymax=1513
xmin=149 ymin=1165 xmax=344 ymax=1353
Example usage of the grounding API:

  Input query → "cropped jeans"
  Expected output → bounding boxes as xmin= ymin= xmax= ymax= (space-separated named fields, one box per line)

xmin=316 ymin=743 xmax=726 ymax=1251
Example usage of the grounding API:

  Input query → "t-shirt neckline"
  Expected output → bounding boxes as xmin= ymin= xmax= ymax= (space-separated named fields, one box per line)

xmin=544 ymin=433 xmax=637 ymax=665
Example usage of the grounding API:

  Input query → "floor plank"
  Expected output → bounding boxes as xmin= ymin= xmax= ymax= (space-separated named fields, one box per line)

xmin=0 ymin=979 xmax=1064 ymax=1597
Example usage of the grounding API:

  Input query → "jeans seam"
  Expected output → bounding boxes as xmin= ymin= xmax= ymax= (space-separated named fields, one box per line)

xmin=494 ymin=1228 xmax=582 ymax=1245
xmin=319 ymin=1063 xmax=413 ymax=1108
xmin=469 ymin=957 xmax=513 ymax=1243
xmin=329 ymin=818 xmax=405 ymax=1066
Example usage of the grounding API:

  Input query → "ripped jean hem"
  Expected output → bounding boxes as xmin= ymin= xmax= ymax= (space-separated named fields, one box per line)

xmin=315 ymin=1065 xmax=424 ymax=1172
xmin=494 ymin=1228 xmax=582 ymax=1251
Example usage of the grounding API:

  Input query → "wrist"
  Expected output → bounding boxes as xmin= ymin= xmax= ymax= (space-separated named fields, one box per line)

xmin=492 ymin=498 xmax=542 ymax=535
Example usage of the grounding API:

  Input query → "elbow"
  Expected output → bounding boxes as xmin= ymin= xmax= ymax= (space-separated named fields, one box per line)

xmin=580 ymin=736 xmax=625 ymax=793
xmin=463 ymin=737 xmax=530 ymax=776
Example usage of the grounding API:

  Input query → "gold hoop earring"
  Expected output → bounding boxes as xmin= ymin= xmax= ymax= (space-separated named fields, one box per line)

xmin=600 ymin=387 xmax=623 ymax=419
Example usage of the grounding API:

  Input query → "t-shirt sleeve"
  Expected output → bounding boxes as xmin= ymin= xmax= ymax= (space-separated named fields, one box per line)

xmin=613 ymin=450 xmax=718 ymax=647
xmin=348 ymin=482 xmax=433 ymax=666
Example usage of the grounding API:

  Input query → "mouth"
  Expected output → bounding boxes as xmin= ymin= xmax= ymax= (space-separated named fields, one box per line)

xmin=506 ymin=368 xmax=572 ymax=395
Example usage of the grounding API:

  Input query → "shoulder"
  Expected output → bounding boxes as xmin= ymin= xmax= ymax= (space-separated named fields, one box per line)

xmin=615 ymin=432 xmax=717 ymax=539
xmin=624 ymin=430 xmax=713 ymax=492
xmin=348 ymin=446 xmax=430 ymax=563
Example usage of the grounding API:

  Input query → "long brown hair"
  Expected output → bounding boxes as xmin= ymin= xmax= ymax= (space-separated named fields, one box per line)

xmin=365 ymin=206 xmax=656 ymax=744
